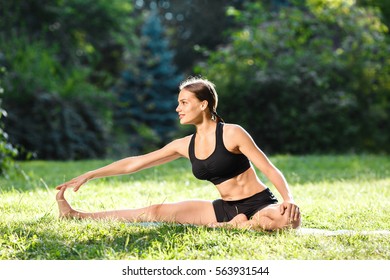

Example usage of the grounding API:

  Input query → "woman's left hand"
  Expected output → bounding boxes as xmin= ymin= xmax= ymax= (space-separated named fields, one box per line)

xmin=55 ymin=174 xmax=89 ymax=192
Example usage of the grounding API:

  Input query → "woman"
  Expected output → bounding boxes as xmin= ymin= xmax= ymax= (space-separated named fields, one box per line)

xmin=56 ymin=77 xmax=301 ymax=231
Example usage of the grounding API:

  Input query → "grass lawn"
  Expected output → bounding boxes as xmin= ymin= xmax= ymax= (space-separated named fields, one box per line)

xmin=0 ymin=154 xmax=389 ymax=260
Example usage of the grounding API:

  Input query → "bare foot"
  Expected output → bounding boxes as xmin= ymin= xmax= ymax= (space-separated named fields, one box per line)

xmin=228 ymin=213 xmax=248 ymax=226
xmin=209 ymin=213 xmax=249 ymax=229
xmin=56 ymin=187 xmax=77 ymax=219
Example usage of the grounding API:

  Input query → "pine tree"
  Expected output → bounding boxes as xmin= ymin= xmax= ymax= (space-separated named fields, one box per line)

xmin=115 ymin=9 xmax=183 ymax=154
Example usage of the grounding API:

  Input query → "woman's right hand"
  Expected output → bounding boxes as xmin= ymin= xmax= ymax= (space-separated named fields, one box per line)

xmin=55 ymin=174 xmax=90 ymax=192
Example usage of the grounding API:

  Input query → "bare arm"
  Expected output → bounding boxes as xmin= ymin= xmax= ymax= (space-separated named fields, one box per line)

xmin=223 ymin=124 xmax=300 ymax=223
xmin=226 ymin=125 xmax=294 ymax=202
xmin=55 ymin=137 xmax=190 ymax=192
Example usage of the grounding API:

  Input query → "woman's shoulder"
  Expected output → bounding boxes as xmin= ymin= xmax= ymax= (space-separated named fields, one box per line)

xmin=172 ymin=134 xmax=193 ymax=145
xmin=222 ymin=122 xmax=248 ymax=135
xmin=165 ymin=134 xmax=193 ymax=157
xmin=222 ymin=123 xmax=254 ymax=147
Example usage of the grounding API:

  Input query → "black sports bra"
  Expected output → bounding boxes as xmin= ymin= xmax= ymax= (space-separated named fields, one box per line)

xmin=188 ymin=122 xmax=251 ymax=185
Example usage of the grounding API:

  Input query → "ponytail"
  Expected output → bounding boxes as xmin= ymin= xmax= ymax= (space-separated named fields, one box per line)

xmin=212 ymin=111 xmax=224 ymax=123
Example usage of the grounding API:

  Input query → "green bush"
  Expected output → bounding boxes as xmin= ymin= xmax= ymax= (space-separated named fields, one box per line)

xmin=1 ymin=36 xmax=109 ymax=160
xmin=0 ymin=62 xmax=18 ymax=176
xmin=0 ymin=0 xmax=136 ymax=81
xmin=200 ymin=1 xmax=390 ymax=154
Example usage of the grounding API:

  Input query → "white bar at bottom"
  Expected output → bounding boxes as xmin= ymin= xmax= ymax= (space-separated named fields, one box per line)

xmin=0 ymin=260 xmax=387 ymax=280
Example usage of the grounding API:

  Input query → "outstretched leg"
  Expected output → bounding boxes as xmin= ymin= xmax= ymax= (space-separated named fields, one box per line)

xmin=56 ymin=187 xmax=217 ymax=226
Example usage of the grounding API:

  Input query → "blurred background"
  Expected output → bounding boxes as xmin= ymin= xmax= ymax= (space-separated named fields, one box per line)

xmin=1 ymin=0 xmax=389 ymax=173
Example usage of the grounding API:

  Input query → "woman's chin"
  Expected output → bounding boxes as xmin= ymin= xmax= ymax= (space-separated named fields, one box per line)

xmin=179 ymin=119 xmax=189 ymax=125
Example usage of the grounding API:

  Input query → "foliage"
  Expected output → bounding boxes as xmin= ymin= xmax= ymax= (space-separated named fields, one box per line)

xmin=135 ymin=0 xmax=249 ymax=74
xmin=357 ymin=0 xmax=390 ymax=29
xmin=199 ymin=1 xmax=390 ymax=154
xmin=0 ymin=0 xmax=136 ymax=87
xmin=0 ymin=62 xmax=18 ymax=176
xmin=0 ymin=0 xmax=140 ymax=159
xmin=1 ymin=36 xmax=109 ymax=160
xmin=0 ymin=155 xmax=389 ymax=259
xmin=114 ymin=9 xmax=183 ymax=154
xmin=1 ymin=0 xmax=389 ymax=159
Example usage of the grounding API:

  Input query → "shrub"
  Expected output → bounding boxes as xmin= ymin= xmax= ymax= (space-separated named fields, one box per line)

xmin=1 ymin=36 xmax=109 ymax=159
xmin=200 ymin=1 xmax=390 ymax=154
xmin=0 ymin=61 xmax=18 ymax=176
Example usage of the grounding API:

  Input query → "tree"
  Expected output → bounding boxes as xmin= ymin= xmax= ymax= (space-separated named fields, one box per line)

xmin=1 ymin=38 xmax=109 ymax=160
xmin=200 ymin=1 xmax=390 ymax=154
xmin=0 ymin=0 xmax=140 ymax=159
xmin=135 ymin=0 xmax=252 ymax=74
xmin=0 ymin=0 xmax=136 ymax=88
xmin=0 ymin=61 xmax=18 ymax=176
xmin=114 ymin=9 xmax=183 ymax=154
xmin=357 ymin=0 xmax=390 ymax=30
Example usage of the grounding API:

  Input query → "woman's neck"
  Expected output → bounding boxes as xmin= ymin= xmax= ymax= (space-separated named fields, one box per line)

xmin=195 ymin=119 xmax=217 ymax=137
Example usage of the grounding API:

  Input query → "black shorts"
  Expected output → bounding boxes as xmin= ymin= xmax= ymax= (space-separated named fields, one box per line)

xmin=212 ymin=188 xmax=278 ymax=222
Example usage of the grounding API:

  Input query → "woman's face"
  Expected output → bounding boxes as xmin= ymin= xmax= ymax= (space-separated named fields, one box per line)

xmin=176 ymin=89 xmax=205 ymax=125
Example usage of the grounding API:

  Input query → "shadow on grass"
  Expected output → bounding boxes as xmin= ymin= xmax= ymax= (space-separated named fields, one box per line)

xmin=2 ymin=216 xmax=273 ymax=260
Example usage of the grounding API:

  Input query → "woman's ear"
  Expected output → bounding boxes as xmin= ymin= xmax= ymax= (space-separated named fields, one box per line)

xmin=201 ymin=100 xmax=208 ymax=111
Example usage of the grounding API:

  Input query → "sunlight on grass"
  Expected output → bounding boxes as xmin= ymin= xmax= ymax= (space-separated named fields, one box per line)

xmin=0 ymin=155 xmax=389 ymax=260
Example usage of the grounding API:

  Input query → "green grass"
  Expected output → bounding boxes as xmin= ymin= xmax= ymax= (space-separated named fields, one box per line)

xmin=0 ymin=155 xmax=389 ymax=260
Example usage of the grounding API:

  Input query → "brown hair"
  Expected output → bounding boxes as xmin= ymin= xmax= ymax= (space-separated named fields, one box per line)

xmin=179 ymin=77 xmax=224 ymax=123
